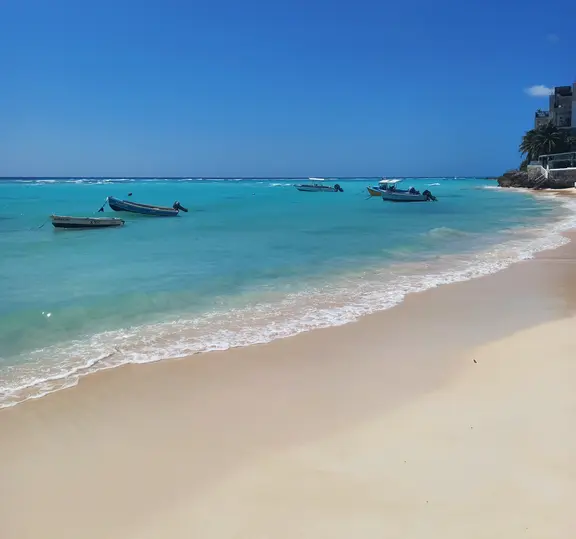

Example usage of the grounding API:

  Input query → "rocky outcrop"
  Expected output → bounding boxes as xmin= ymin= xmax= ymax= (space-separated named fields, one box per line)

xmin=497 ymin=168 xmax=576 ymax=189
xmin=497 ymin=170 xmax=530 ymax=188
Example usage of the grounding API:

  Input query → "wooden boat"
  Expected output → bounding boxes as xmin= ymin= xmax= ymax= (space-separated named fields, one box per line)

xmin=378 ymin=179 xmax=437 ymax=202
xmin=106 ymin=197 xmax=188 ymax=216
xmin=295 ymin=178 xmax=344 ymax=192
xmin=51 ymin=215 xmax=124 ymax=229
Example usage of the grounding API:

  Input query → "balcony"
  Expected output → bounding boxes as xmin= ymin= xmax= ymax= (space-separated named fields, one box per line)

xmin=539 ymin=152 xmax=576 ymax=169
xmin=554 ymin=86 xmax=573 ymax=97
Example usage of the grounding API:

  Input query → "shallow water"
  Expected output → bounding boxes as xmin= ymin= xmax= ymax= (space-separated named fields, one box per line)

xmin=0 ymin=177 xmax=573 ymax=406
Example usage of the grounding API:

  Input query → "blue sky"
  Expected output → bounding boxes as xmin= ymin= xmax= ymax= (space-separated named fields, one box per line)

xmin=0 ymin=0 xmax=574 ymax=177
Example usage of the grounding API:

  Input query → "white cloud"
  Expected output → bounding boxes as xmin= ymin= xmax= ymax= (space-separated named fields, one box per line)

xmin=524 ymin=85 xmax=554 ymax=97
xmin=547 ymin=33 xmax=559 ymax=43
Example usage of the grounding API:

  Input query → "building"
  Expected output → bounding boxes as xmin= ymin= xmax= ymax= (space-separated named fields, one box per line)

xmin=533 ymin=83 xmax=576 ymax=130
xmin=534 ymin=109 xmax=550 ymax=128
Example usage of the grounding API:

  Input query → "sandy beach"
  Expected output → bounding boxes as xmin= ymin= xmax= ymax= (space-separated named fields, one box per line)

xmin=2 ymin=232 xmax=576 ymax=538
xmin=2 ymin=0 xmax=575 ymax=533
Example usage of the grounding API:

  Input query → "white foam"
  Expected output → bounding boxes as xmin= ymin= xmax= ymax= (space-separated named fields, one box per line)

xmin=2 ymin=196 xmax=576 ymax=408
xmin=425 ymin=227 xmax=471 ymax=239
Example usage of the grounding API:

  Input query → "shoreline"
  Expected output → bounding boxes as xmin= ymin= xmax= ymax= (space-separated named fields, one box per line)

xmin=2 ymin=189 xmax=576 ymax=408
xmin=2 ymin=228 xmax=576 ymax=537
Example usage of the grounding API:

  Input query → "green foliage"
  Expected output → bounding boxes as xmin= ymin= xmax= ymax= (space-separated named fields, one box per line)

xmin=519 ymin=123 xmax=576 ymax=161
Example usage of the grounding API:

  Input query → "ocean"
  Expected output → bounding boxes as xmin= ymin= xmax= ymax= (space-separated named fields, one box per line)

xmin=0 ymin=177 xmax=574 ymax=407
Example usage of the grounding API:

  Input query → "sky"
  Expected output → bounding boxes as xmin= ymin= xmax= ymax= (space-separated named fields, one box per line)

xmin=0 ymin=0 xmax=574 ymax=177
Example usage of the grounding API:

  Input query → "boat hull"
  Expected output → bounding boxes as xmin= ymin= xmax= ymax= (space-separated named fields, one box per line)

xmin=381 ymin=192 xmax=430 ymax=202
xmin=367 ymin=186 xmax=382 ymax=196
xmin=295 ymin=185 xmax=338 ymax=192
xmin=51 ymin=215 xmax=124 ymax=229
xmin=108 ymin=197 xmax=179 ymax=216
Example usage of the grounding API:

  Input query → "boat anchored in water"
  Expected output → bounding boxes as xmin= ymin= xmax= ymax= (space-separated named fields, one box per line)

xmin=366 ymin=178 xmax=402 ymax=197
xmin=103 ymin=197 xmax=188 ymax=216
xmin=295 ymin=178 xmax=344 ymax=192
xmin=51 ymin=215 xmax=125 ymax=229
xmin=376 ymin=179 xmax=437 ymax=202
xmin=367 ymin=185 xmax=384 ymax=197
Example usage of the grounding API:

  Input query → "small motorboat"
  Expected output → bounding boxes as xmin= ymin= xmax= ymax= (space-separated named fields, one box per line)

xmin=105 ymin=197 xmax=188 ymax=216
xmin=51 ymin=215 xmax=124 ymax=229
xmin=367 ymin=178 xmax=403 ymax=197
xmin=367 ymin=185 xmax=384 ymax=197
xmin=378 ymin=179 xmax=437 ymax=202
xmin=295 ymin=178 xmax=344 ymax=192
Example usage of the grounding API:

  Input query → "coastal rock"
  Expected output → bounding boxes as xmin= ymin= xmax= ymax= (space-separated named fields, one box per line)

xmin=497 ymin=170 xmax=529 ymax=188
xmin=498 ymin=168 xmax=576 ymax=189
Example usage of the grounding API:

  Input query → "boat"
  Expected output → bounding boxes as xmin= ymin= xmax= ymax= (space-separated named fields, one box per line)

xmin=51 ymin=215 xmax=124 ymax=229
xmin=295 ymin=178 xmax=344 ymax=192
xmin=105 ymin=197 xmax=188 ymax=216
xmin=367 ymin=178 xmax=402 ymax=197
xmin=367 ymin=185 xmax=384 ymax=196
xmin=378 ymin=179 xmax=437 ymax=202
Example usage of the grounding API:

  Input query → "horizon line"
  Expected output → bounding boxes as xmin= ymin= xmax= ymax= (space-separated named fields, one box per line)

xmin=0 ymin=175 xmax=498 ymax=180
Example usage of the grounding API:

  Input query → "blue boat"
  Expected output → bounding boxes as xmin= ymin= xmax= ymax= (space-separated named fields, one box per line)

xmin=105 ymin=197 xmax=188 ymax=217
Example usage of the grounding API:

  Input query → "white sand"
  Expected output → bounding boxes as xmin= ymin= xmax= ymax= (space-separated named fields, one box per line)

xmin=134 ymin=318 xmax=576 ymax=539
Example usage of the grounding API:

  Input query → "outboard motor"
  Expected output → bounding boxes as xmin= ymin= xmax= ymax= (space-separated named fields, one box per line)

xmin=173 ymin=201 xmax=189 ymax=212
xmin=422 ymin=190 xmax=437 ymax=202
xmin=334 ymin=183 xmax=344 ymax=192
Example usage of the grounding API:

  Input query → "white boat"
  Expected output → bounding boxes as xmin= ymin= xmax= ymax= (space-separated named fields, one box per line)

xmin=51 ymin=215 xmax=125 ymax=229
xmin=378 ymin=179 xmax=436 ymax=202
xmin=367 ymin=178 xmax=404 ymax=197
xmin=295 ymin=178 xmax=343 ymax=192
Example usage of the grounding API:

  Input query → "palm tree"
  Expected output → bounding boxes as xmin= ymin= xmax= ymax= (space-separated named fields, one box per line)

xmin=519 ymin=128 xmax=539 ymax=161
xmin=534 ymin=123 xmax=564 ymax=155
xmin=519 ymin=123 xmax=565 ymax=160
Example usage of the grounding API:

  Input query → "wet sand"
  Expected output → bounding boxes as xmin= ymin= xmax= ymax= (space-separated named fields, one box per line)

xmin=1 ymin=233 xmax=576 ymax=538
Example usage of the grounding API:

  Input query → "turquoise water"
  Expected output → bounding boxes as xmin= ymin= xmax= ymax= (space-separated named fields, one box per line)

xmin=0 ymin=177 xmax=573 ymax=406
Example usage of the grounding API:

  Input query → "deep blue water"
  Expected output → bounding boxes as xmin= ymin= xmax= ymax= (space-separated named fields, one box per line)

xmin=0 ymin=177 xmax=573 ymax=406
